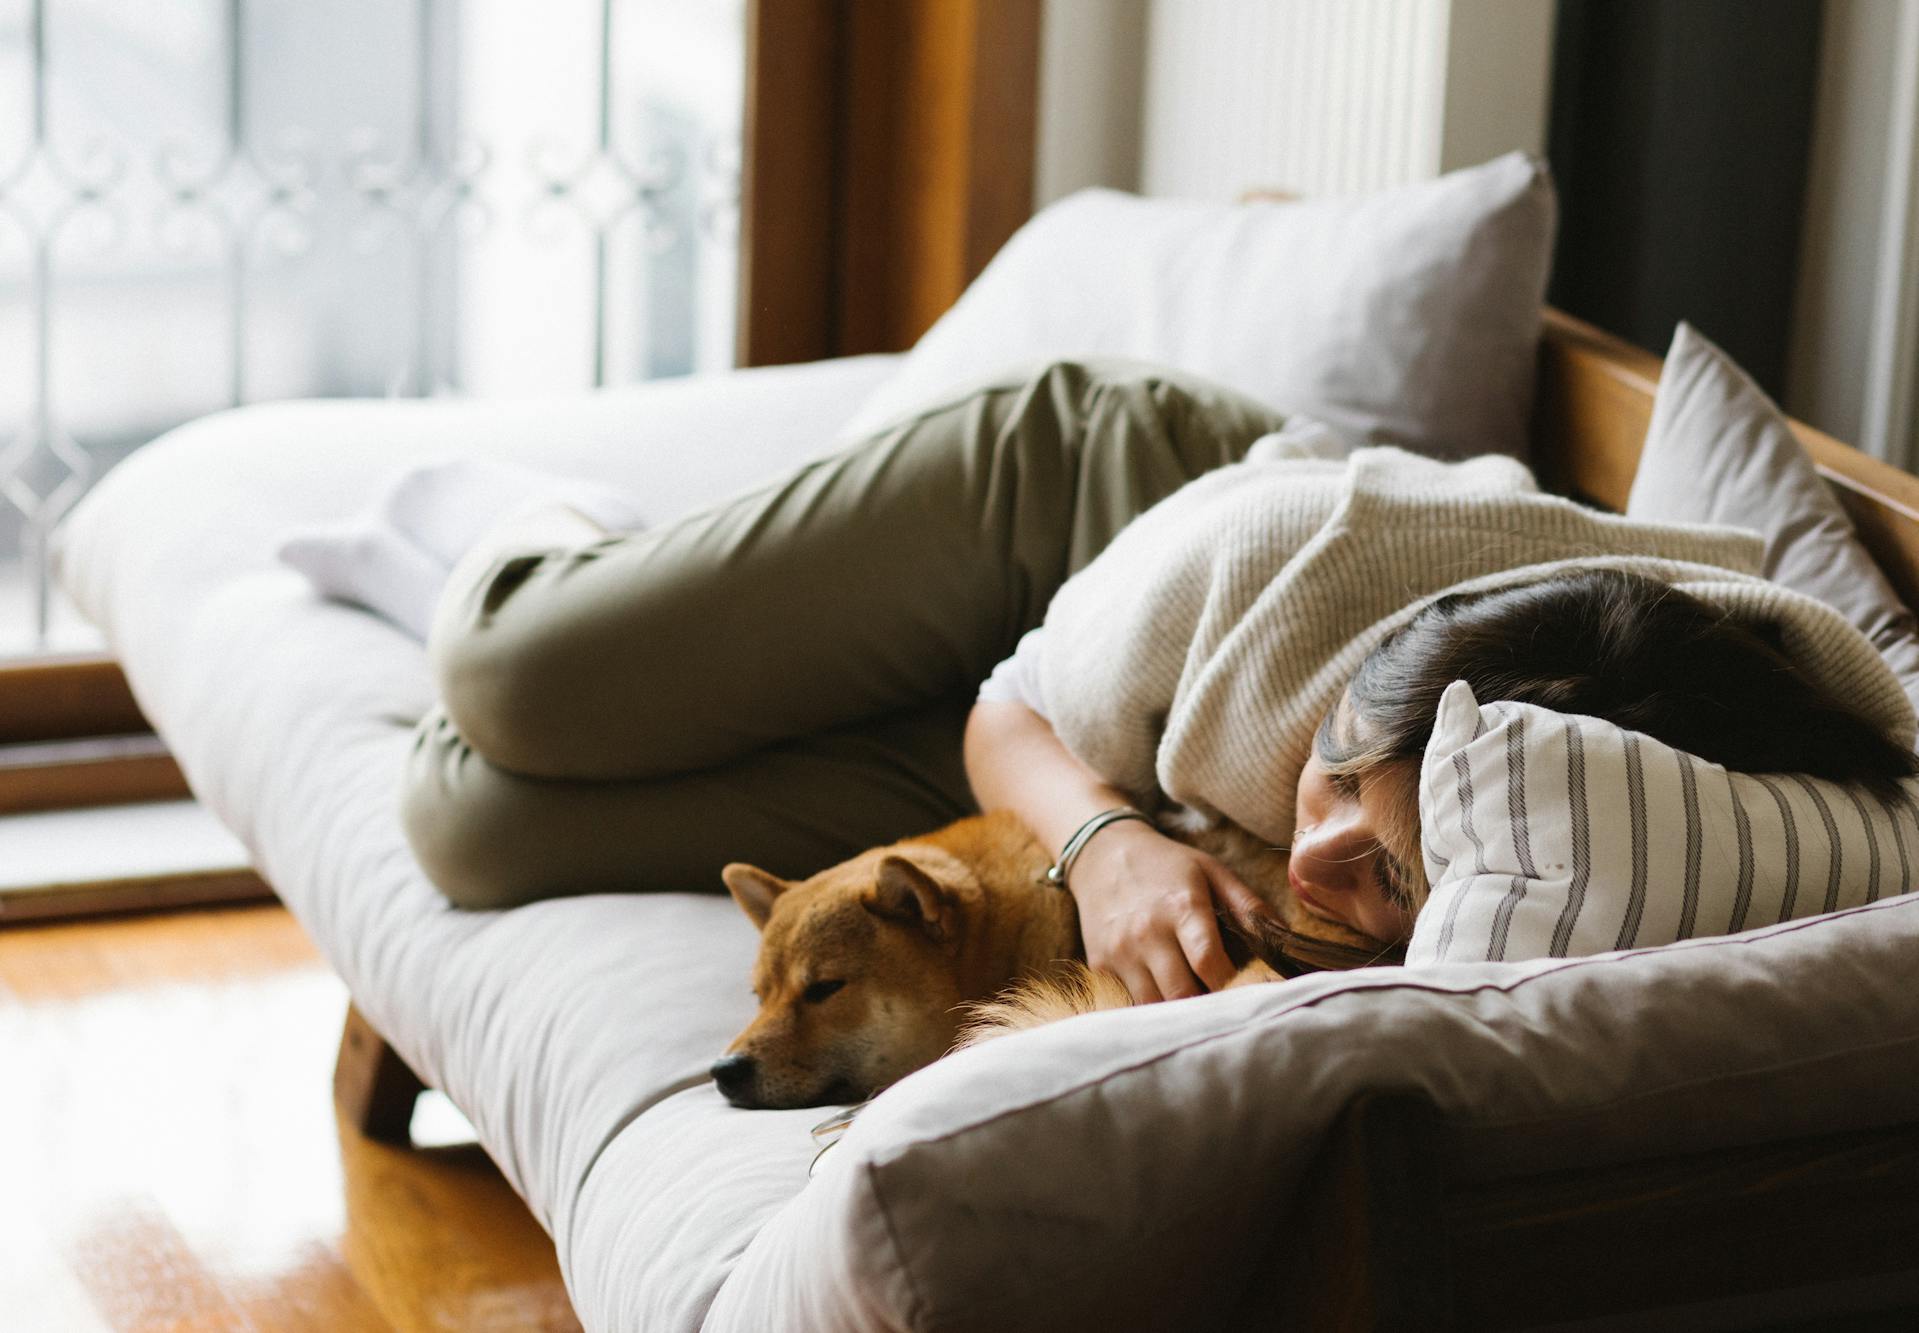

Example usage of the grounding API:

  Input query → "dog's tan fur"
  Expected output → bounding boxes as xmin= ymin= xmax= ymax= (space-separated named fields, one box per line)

xmin=717 ymin=809 xmax=1395 ymax=1108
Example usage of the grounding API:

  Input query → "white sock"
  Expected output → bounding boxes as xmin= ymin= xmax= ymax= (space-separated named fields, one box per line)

xmin=278 ymin=517 xmax=451 ymax=642
xmin=382 ymin=459 xmax=647 ymax=568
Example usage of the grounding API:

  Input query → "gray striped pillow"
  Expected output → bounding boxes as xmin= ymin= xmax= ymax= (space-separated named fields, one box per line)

xmin=1409 ymin=680 xmax=1919 ymax=965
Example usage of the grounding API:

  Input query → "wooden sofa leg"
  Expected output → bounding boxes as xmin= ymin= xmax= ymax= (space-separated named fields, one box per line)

xmin=334 ymin=1003 xmax=427 ymax=1146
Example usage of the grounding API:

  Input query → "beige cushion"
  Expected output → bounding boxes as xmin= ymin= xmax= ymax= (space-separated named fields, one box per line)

xmin=1627 ymin=322 xmax=1919 ymax=717
xmin=841 ymin=152 xmax=1557 ymax=459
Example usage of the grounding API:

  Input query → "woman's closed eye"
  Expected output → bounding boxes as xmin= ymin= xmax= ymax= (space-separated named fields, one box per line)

xmin=1309 ymin=817 xmax=1415 ymax=912
xmin=1371 ymin=853 xmax=1415 ymax=913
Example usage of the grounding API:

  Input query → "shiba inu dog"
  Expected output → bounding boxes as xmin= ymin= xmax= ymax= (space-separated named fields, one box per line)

xmin=710 ymin=809 xmax=1398 ymax=1109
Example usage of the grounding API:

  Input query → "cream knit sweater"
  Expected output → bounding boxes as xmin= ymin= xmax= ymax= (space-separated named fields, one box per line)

xmin=1036 ymin=446 xmax=1915 ymax=848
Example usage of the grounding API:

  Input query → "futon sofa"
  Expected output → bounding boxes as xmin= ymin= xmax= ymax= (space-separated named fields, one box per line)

xmin=55 ymin=156 xmax=1919 ymax=1329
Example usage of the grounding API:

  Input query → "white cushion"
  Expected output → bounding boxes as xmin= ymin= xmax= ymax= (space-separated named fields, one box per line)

xmin=1627 ymin=322 xmax=1919 ymax=718
xmin=1410 ymin=681 xmax=1919 ymax=965
xmin=840 ymin=152 xmax=1557 ymax=459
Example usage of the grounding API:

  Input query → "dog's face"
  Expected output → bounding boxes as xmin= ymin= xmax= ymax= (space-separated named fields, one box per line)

xmin=713 ymin=846 xmax=973 ymax=1109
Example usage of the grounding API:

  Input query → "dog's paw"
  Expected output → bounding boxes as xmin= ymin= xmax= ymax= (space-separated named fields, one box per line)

xmin=952 ymin=964 xmax=1136 ymax=1049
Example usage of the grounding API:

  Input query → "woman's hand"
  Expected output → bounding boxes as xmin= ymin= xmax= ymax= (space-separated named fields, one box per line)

xmin=964 ymin=697 xmax=1275 ymax=1003
xmin=1066 ymin=820 xmax=1274 ymax=1002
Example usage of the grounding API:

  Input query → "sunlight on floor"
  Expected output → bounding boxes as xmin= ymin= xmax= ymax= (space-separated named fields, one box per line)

xmin=0 ymin=905 xmax=577 ymax=1332
xmin=0 ymin=967 xmax=351 ymax=1327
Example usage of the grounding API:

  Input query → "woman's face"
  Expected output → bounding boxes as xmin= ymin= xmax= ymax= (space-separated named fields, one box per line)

xmin=1289 ymin=694 xmax=1420 ymax=945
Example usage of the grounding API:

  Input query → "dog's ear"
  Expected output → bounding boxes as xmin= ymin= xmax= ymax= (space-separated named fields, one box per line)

xmin=722 ymin=863 xmax=789 ymax=931
xmin=865 ymin=856 xmax=952 ymax=941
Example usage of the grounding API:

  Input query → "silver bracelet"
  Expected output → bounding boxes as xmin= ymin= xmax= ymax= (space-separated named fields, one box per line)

xmin=1042 ymin=806 xmax=1154 ymax=889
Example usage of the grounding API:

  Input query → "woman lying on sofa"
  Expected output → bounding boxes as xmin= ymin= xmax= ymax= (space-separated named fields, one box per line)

xmin=351 ymin=359 xmax=1916 ymax=998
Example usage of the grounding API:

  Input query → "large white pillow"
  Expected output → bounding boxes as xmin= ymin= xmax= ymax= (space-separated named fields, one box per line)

xmin=1627 ymin=322 xmax=1919 ymax=718
xmin=1411 ymin=681 xmax=1919 ymax=965
xmin=840 ymin=153 xmax=1557 ymax=458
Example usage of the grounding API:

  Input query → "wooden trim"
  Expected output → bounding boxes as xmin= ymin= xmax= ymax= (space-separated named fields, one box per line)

xmin=837 ymin=0 xmax=1041 ymax=353
xmin=737 ymin=0 xmax=1042 ymax=365
xmin=1530 ymin=305 xmax=1661 ymax=507
xmin=736 ymin=0 xmax=842 ymax=367
xmin=335 ymin=1004 xmax=428 ymax=1147
xmin=0 ymin=656 xmax=260 ymax=925
xmin=959 ymin=0 xmax=1042 ymax=280
xmin=0 ymin=868 xmax=271 ymax=925
xmin=0 ymin=653 xmax=150 ymax=743
xmin=834 ymin=1 xmax=976 ymax=355
xmin=0 ymin=733 xmax=189 ymax=814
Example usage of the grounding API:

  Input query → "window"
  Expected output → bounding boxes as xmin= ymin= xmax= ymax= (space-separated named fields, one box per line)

xmin=0 ymin=0 xmax=743 ymax=655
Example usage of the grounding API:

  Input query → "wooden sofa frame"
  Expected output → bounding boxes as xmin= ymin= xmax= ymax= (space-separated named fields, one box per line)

xmin=335 ymin=308 xmax=1919 ymax=1327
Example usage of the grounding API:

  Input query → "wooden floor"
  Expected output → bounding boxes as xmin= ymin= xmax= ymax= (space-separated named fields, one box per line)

xmin=0 ymin=903 xmax=581 ymax=1332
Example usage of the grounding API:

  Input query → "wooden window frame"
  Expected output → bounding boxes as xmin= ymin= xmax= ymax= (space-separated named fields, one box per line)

xmin=0 ymin=655 xmax=273 ymax=922
xmin=0 ymin=654 xmax=186 ymax=812
xmin=736 ymin=0 xmax=1043 ymax=366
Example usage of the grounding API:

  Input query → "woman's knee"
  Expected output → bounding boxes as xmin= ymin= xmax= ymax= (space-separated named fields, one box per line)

xmin=400 ymin=707 xmax=552 ymax=910
xmin=425 ymin=544 xmax=605 ymax=778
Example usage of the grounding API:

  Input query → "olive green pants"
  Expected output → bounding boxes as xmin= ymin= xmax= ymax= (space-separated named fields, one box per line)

xmin=401 ymin=361 xmax=1286 ymax=909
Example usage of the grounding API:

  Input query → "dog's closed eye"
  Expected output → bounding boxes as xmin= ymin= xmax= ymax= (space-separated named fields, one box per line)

xmin=801 ymin=979 xmax=846 ymax=1004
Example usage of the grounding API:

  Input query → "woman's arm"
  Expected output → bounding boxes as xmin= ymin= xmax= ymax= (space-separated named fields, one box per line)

xmin=964 ymin=699 xmax=1275 ymax=1002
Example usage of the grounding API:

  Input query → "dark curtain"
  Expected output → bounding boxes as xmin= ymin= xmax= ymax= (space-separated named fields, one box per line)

xmin=1546 ymin=0 xmax=1824 ymax=395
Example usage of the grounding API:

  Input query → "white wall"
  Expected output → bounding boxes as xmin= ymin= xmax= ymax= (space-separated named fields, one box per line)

xmin=1795 ymin=0 xmax=1919 ymax=468
xmin=1138 ymin=0 xmax=1449 ymax=200
xmin=1788 ymin=0 xmax=1903 ymax=452
xmin=1036 ymin=0 xmax=1554 ymax=207
xmin=1435 ymin=0 xmax=1555 ymax=174
xmin=1033 ymin=0 xmax=1147 ymax=206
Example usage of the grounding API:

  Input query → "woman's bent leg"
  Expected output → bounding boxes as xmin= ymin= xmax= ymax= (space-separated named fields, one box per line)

xmin=401 ymin=699 xmax=975 ymax=910
xmin=428 ymin=362 xmax=1286 ymax=782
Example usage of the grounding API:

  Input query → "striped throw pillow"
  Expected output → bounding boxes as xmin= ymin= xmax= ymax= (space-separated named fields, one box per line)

xmin=1408 ymin=680 xmax=1919 ymax=965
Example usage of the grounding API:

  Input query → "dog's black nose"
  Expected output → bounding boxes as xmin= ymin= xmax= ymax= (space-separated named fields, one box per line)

xmin=710 ymin=1053 xmax=759 ymax=1105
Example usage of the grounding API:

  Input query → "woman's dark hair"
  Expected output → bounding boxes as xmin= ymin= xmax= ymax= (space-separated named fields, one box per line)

xmin=1330 ymin=568 xmax=1919 ymax=794
xmin=1301 ymin=568 xmax=1919 ymax=927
